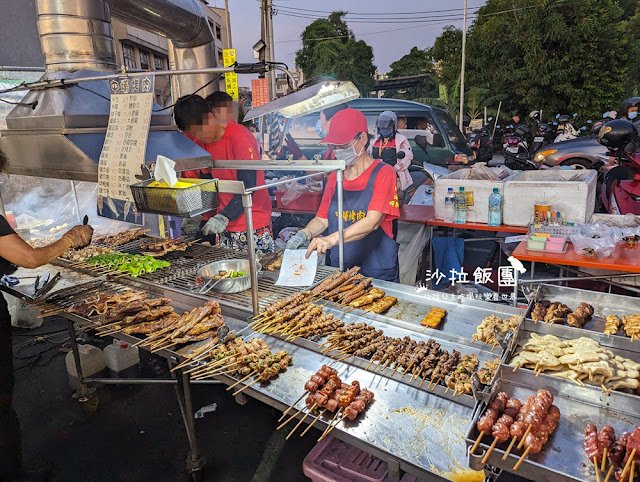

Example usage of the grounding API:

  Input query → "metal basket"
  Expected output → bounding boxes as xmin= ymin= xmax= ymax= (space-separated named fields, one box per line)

xmin=130 ymin=178 xmax=219 ymax=217
xmin=527 ymin=223 xmax=582 ymax=237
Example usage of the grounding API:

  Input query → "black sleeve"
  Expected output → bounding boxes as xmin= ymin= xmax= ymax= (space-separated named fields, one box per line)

xmin=0 ymin=216 xmax=16 ymax=237
xmin=219 ymin=170 xmax=258 ymax=222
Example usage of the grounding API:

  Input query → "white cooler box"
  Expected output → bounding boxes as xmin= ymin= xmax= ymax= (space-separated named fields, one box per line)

xmin=503 ymin=170 xmax=597 ymax=227
xmin=434 ymin=171 xmax=505 ymax=224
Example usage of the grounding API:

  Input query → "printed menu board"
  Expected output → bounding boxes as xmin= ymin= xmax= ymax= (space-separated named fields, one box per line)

xmin=97 ymin=74 xmax=154 ymax=224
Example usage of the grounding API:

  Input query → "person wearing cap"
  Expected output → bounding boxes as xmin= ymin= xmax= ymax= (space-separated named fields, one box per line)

xmin=371 ymin=111 xmax=427 ymax=197
xmin=286 ymin=108 xmax=401 ymax=281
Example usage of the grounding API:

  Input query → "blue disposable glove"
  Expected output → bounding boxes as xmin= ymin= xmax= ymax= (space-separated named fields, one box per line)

xmin=286 ymin=230 xmax=309 ymax=249
xmin=201 ymin=214 xmax=229 ymax=236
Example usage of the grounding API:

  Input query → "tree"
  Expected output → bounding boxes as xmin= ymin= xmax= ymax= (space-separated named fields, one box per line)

xmin=464 ymin=0 xmax=631 ymax=119
xmin=428 ymin=26 xmax=463 ymax=91
xmin=295 ymin=12 xmax=376 ymax=96
xmin=383 ymin=47 xmax=435 ymax=100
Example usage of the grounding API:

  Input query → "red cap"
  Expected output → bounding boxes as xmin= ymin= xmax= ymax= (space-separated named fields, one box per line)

xmin=320 ymin=108 xmax=368 ymax=145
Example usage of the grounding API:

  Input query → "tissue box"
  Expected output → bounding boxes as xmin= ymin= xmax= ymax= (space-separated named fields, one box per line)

xmin=130 ymin=178 xmax=219 ymax=217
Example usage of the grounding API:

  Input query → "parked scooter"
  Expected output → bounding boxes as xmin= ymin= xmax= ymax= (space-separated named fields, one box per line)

xmin=504 ymin=124 xmax=537 ymax=170
xmin=467 ymin=126 xmax=493 ymax=162
xmin=598 ymin=119 xmax=640 ymax=215
xmin=530 ymin=122 xmax=555 ymax=153
xmin=554 ymin=113 xmax=579 ymax=142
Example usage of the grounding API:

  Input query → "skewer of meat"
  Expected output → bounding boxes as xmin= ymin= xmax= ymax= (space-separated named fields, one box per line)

xmin=471 ymin=392 xmax=509 ymax=455
xmin=514 ymin=404 xmax=560 ymax=471
xmin=319 ymin=387 xmax=374 ymax=441
xmin=481 ymin=397 xmax=522 ymax=464
xmin=619 ymin=428 xmax=640 ymax=482
xmin=605 ymin=432 xmax=630 ymax=482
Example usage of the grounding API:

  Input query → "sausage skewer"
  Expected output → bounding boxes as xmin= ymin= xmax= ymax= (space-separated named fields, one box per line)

xmin=471 ymin=392 xmax=509 ymax=455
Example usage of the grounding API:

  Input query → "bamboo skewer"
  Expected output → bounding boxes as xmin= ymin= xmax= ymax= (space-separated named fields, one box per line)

xmin=418 ymin=374 xmax=429 ymax=389
xmin=481 ymin=438 xmax=498 ymax=465
xmin=320 ymin=413 xmax=347 ymax=441
xmin=232 ymin=377 xmax=261 ymax=396
xmin=226 ymin=371 xmax=257 ymax=391
xmin=602 ymin=448 xmax=608 ymax=473
xmin=277 ymin=406 xmax=306 ymax=431
xmin=502 ymin=436 xmax=518 ymax=460
xmin=593 ymin=457 xmax=601 ymax=482
xmin=630 ymin=461 xmax=635 ymax=482
xmin=286 ymin=404 xmax=317 ymax=440
xmin=620 ymin=449 xmax=636 ymax=482
xmin=512 ymin=446 xmax=530 ymax=471
xmin=517 ymin=425 xmax=532 ymax=450
xmin=279 ymin=392 xmax=308 ymax=422
xmin=318 ymin=410 xmax=343 ymax=441
xmin=470 ymin=431 xmax=485 ymax=455
xmin=300 ymin=410 xmax=325 ymax=437
xmin=604 ymin=465 xmax=615 ymax=482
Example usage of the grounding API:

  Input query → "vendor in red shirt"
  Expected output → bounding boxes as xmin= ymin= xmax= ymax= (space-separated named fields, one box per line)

xmin=286 ymin=108 xmax=401 ymax=281
xmin=173 ymin=93 xmax=274 ymax=254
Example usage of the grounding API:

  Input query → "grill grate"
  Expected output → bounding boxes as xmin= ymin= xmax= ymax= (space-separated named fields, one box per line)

xmin=62 ymin=237 xmax=336 ymax=311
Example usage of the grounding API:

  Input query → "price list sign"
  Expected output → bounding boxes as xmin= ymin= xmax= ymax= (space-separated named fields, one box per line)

xmin=97 ymin=74 xmax=154 ymax=224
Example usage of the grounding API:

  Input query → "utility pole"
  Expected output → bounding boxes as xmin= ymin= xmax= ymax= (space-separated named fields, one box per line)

xmin=224 ymin=0 xmax=232 ymax=49
xmin=266 ymin=0 xmax=276 ymax=99
xmin=459 ymin=0 xmax=467 ymax=131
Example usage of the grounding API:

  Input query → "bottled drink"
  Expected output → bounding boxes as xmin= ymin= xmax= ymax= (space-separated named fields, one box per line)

xmin=488 ymin=187 xmax=502 ymax=226
xmin=444 ymin=188 xmax=456 ymax=223
xmin=455 ymin=187 xmax=467 ymax=224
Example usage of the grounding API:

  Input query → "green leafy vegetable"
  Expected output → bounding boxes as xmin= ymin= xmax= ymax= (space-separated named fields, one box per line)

xmin=85 ymin=252 xmax=170 ymax=277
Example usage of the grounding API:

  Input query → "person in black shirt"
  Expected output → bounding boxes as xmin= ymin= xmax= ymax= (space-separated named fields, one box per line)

xmin=0 ymin=148 xmax=94 ymax=480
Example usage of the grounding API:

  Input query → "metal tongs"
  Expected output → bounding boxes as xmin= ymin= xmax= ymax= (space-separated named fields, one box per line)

xmin=33 ymin=271 xmax=62 ymax=300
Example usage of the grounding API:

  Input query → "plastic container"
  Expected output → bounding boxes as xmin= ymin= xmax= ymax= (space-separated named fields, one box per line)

xmin=303 ymin=435 xmax=423 ymax=482
xmin=444 ymin=188 xmax=456 ymax=223
xmin=274 ymin=191 xmax=323 ymax=211
xmin=65 ymin=344 xmax=107 ymax=389
xmin=545 ymin=237 xmax=567 ymax=252
xmin=104 ymin=339 xmax=140 ymax=378
xmin=455 ymin=187 xmax=467 ymax=224
xmin=487 ymin=188 xmax=502 ymax=226
xmin=527 ymin=235 xmax=546 ymax=250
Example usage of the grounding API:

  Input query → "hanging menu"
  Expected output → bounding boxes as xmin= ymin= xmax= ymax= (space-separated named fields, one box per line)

xmin=97 ymin=74 xmax=155 ymax=224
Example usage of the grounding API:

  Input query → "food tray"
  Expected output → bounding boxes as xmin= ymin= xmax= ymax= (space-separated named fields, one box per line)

xmin=130 ymin=178 xmax=219 ymax=217
xmin=466 ymin=365 xmax=640 ymax=482
xmin=526 ymin=284 xmax=640 ymax=355
xmin=525 ymin=241 xmax=569 ymax=254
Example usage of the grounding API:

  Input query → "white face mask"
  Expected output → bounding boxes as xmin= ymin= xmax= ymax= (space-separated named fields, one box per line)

xmin=333 ymin=138 xmax=364 ymax=166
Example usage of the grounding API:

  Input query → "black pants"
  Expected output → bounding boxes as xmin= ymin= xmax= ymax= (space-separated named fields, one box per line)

xmin=0 ymin=294 xmax=21 ymax=479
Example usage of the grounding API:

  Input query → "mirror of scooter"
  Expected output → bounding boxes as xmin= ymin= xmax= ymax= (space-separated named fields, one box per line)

xmin=556 ymin=113 xmax=560 ymax=119
xmin=573 ymin=113 xmax=578 ymax=117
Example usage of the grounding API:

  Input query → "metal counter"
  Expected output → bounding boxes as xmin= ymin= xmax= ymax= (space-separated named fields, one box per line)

xmin=466 ymin=366 xmax=640 ymax=482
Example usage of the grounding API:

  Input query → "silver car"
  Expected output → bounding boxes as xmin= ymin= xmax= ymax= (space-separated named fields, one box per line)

xmin=532 ymin=136 xmax=607 ymax=169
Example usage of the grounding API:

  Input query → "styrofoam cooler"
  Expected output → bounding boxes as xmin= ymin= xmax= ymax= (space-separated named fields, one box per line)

xmin=503 ymin=170 xmax=597 ymax=227
xmin=434 ymin=173 xmax=504 ymax=224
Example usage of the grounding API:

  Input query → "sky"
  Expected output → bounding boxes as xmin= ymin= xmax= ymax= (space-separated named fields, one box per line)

xmin=207 ymin=0 xmax=487 ymax=87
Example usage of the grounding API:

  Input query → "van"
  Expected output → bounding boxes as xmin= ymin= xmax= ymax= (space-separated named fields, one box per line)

xmin=287 ymin=98 xmax=474 ymax=167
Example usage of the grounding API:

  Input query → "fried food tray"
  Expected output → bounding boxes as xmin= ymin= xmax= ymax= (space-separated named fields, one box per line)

xmin=526 ymin=284 xmax=640 ymax=355
xmin=465 ymin=365 xmax=640 ymax=482
xmin=345 ymin=279 xmax=524 ymax=347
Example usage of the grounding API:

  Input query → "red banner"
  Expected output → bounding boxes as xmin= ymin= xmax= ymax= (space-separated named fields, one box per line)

xmin=251 ymin=78 xmax=269 ymax=108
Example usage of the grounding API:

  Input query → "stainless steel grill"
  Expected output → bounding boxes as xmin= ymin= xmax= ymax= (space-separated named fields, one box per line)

xmin=59 ymin=237 xmax=336 ymax=312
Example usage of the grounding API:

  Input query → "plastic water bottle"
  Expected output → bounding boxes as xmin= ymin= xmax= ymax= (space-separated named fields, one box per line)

xmin=488 ymin=188 xmax=502 ymax=226
xmin=444 ymin=188 xmax=456 ymax=223
xmin=455 ymin=187 xmax=467 ymax=224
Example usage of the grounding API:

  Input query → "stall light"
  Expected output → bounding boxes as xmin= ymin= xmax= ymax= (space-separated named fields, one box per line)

xmin=534 ymin=149 xmax=558 ymax=163
xmin=243 ymin=81 xmax=360 ymax=121
xmin=454 ymin=154 xmax=469 ymax=164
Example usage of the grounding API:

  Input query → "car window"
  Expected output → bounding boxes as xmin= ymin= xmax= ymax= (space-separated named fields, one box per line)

xmin=433 ymin=110 xmax=465 ymax=144
xmin=288 ymin=114 xmax=320 ymax=141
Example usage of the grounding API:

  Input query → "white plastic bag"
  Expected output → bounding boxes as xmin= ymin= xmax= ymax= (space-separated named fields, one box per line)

xmin=570 ymin=234 xmax=616 ymax=258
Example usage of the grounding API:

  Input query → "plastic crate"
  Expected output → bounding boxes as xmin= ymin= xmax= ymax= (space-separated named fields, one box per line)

xmin=274 ymin=190 xmax=323 ymax=211
xmin=528 ymin=223 xmax=582 ymax=237
xmin=303 ymin=436 xmax=422 ymax=482
xmin=130 ymin=178 xmax=218 ymax=217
